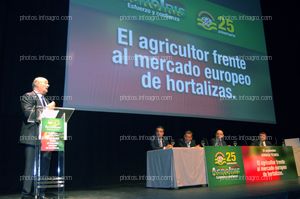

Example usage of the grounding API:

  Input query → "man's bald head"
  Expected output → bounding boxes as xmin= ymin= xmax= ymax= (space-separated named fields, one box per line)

xmin=32 ymin=77 xmax=49 ymax=95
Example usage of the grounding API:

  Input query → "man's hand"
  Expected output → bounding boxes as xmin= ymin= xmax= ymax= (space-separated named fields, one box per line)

xmin=47 ymin=101 xmax=56 ymax=109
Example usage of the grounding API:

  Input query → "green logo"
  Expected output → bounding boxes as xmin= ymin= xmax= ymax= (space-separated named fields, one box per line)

xmin=196 ymin=11 xmax=236 ymax=38
xmin=42 ymin=118 xmax=64 ymax=132
xmin=214 ymin=152 xmax=227 ymax=166
xmin=196 ymin=11 xmax=217 ymax=31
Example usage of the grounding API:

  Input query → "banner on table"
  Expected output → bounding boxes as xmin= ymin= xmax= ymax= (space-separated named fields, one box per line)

xmin=204 ymin=146 xmax=246 ymax=186
xmin=205 ymin=146 xmax=298 ymax=187
xmin=241 ymin=146 xmax=298 ymax=183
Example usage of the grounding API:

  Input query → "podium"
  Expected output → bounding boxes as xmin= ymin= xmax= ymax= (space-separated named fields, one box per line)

xmin=28 ymin=106 xmax=75 ymax=199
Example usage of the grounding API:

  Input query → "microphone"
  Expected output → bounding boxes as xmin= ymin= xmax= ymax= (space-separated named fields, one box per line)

xmin=204 ymin=138 xmax=209 ymax=146
xmin=274 ymin=137 xmax=277 ymax=146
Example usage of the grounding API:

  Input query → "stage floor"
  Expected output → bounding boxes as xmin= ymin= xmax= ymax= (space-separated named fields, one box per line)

xmin=1 ymin=178 xmax=300 ymax=199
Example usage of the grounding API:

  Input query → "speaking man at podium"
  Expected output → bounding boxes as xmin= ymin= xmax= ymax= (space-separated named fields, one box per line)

xmin=20 ymin=77 xmax=55 ymax=199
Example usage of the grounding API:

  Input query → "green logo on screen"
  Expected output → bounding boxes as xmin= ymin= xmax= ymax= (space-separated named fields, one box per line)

xmin=196 ymin=11 xmax=236 ymax=38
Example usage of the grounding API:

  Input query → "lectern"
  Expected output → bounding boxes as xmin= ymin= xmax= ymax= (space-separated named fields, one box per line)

xmin=28 ymin=106 xmax=74 ymax=199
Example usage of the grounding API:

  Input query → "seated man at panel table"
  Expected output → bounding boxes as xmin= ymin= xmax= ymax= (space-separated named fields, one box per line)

xmin=210 ymin=129 xmax=227 ymax=146
xmin=177 ymin=130 xmax=200 ymax=148
xmin=251 ymin=131 xmax=272 ymax=146
xmin=150 ymin=126 xmax=173 ymax=150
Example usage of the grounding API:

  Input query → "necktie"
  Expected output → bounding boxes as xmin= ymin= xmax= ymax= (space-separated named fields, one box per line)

xmin=187 ymin=142 xmax=190 ymax=148
xmin=159 ymin=138 xmax=163 ymax=147
xmin=41 ymin=96 xmax=47 ymax=107
xmin=218 ymin=138 xmax=222 ymax=146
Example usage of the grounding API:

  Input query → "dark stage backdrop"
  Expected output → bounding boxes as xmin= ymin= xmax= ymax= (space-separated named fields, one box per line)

xmin=0 ymin=0 xmax=299 ymax=195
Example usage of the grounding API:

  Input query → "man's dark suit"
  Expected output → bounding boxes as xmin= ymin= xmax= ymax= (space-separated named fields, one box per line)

xmin=177 ymin=139 xmax=197 ymax=147
xmin=20 ymin=91 xmax=44 ymax=145
xmin=210 ymin=138 xmax=227 ymax=146
xmin=251 ymin=140 xmax=272 ymax=146
xmin=150 ymin=136 xmax=170 ymax=150
xmin=20 ymin=91 xmax=51 ymax=197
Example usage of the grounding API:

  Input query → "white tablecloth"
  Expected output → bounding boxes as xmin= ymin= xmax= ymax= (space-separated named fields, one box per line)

xmin=292 ymin=147 xmax=300 ymax=176
xmin=146 ymin=147 xmax=207 ymax=188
